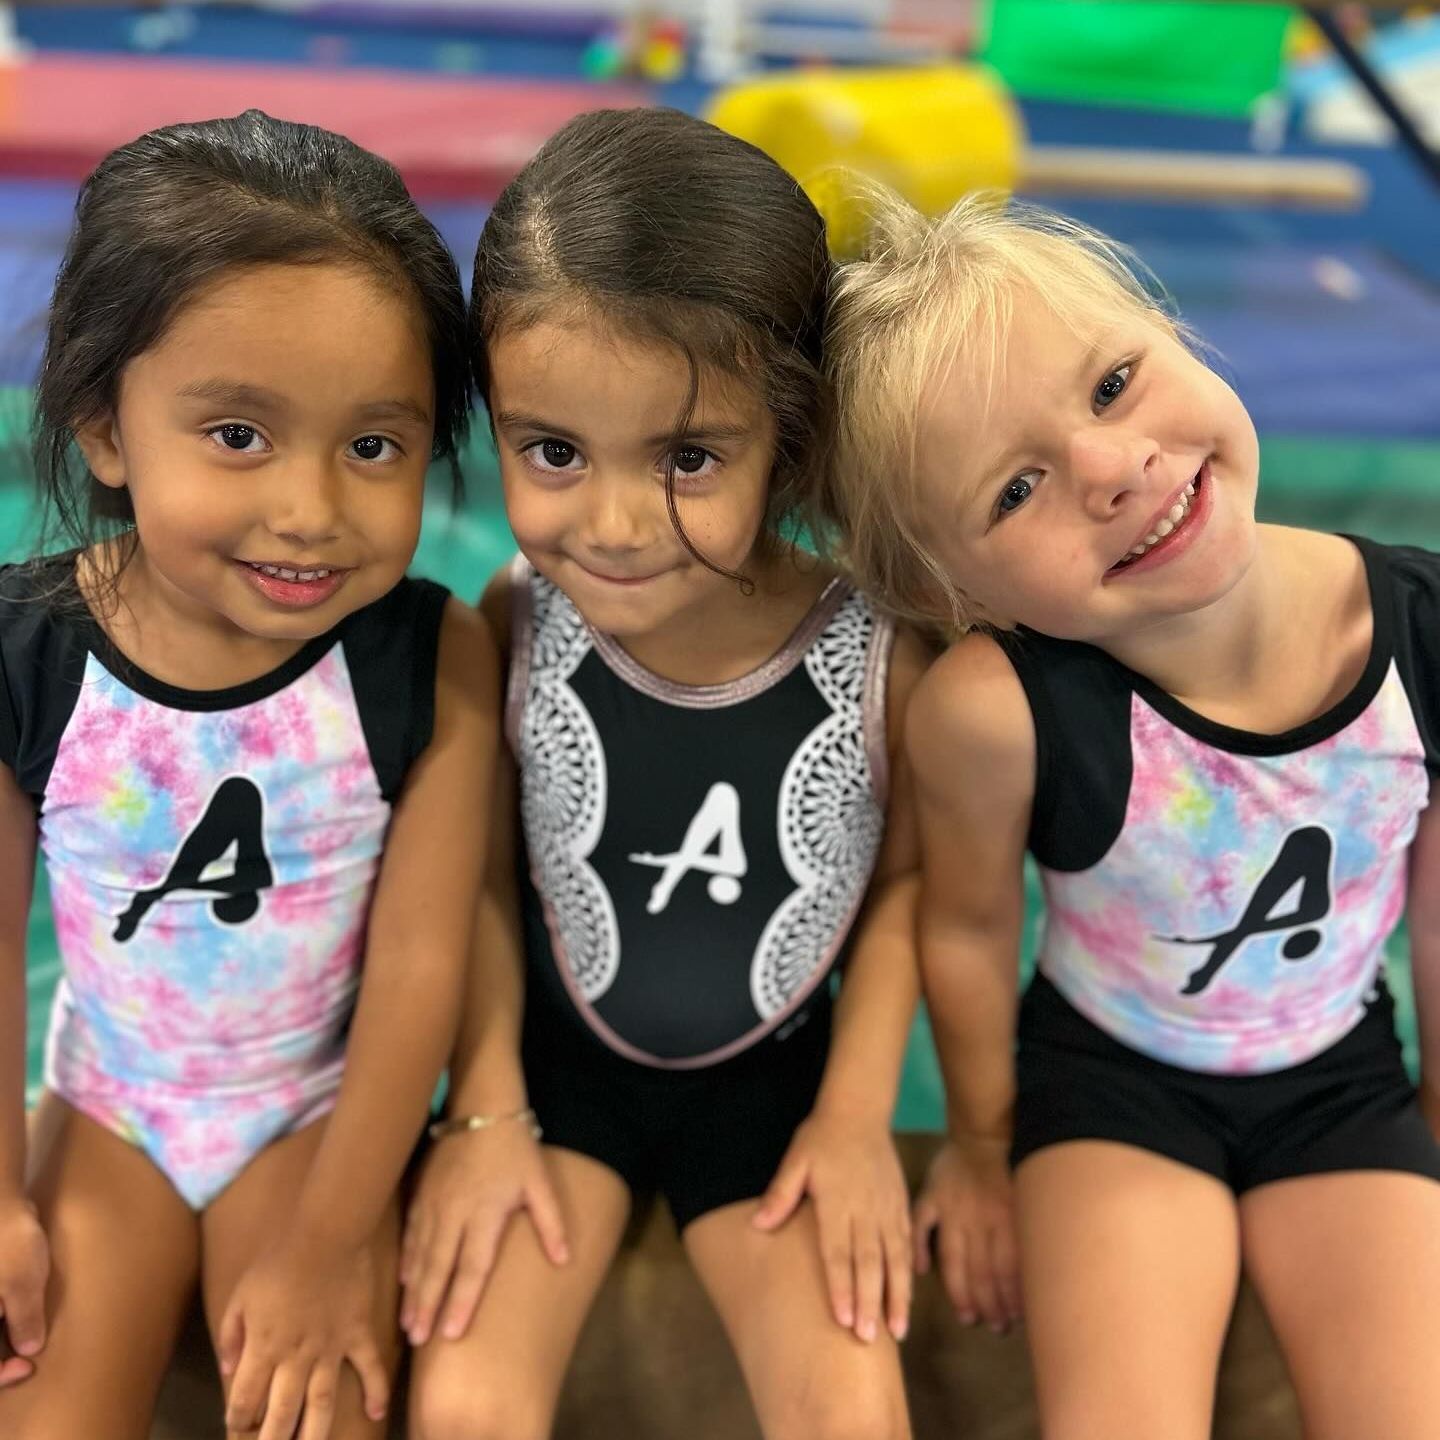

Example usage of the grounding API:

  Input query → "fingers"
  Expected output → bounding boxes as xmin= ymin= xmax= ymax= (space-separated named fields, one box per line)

xmin=0 ymin=1353 xmax=35 ymax=1387
xmin=435 ymin=1214 xmax=506 ymax=1342
xmin=936 ymin=1220 xmax=975 ymax=1326
xmin=964 ymin=1229 xmax=1007 ymax=1334
xmin=851 ymin=1217 xmax=884 ymax=1345
xmin=882 ymin=1212 xmax=913 ymax=1342
xmin=990 ymin=1219 xmax=1024 ymax=1328
xmin=217 ymin=1305 xmax=245 ymax=1379
xmin=525 ymin=1173 xmax=571 ymax=1268
xmin=816 ymin=1203 xmax=856 ymax=1333
xmin=401 ymin=1218 xmax=463 ymax=1347
xmin=224 ymin=1339 xmax=275 ymax=1435
xmin=254 ymin=1364 xmax=307 ymax=1440
xmin=0 ymin=1248 xmax=49 ymax=1360
xmin=346 ymin=1336 xmax=390 ymax=1425
xmin=295 ymin=1363 xmax=340 ymax=1440
xmin=397 ymin=1205 xmax=430 ymax=1296
xmin=752 ymin=1155 xmax=808 ymax=1233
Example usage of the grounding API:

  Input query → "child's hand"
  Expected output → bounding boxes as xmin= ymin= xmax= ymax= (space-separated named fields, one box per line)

xmin=0 ymin=1194 xmax=49 ymax=1386
xmin=753 ymin=1109 xmax=912 ymax=1344
xmin=912 ymin=1134 xmax=1022 ymax=1334
xmin=399 ymin=1120 xmax=569 ymax=1347
xmin=218 ymin=1229 xmax=388 ymax=1440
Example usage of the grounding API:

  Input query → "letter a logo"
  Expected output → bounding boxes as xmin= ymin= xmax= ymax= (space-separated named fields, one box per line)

xmin=113 ymin=775 xmax=275 ymax=942
xmin=1163 ymin=825 xmax=1333 ymax=996
xmin=628 ymin=781 xmax=748 ymax=915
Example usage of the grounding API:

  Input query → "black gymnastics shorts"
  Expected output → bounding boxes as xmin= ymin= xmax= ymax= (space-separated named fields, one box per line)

xmin=1011 ymin=971 xmax=1440 ymax=1192
xmin=522 ymin=989 xmax=832 ymax=1231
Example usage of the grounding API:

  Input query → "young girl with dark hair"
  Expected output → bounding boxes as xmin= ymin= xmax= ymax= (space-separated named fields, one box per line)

xmin=400 ymin=107 xmax=927 ymax=1440
xmin=0 ymin=110 xmax=496 ymax=1440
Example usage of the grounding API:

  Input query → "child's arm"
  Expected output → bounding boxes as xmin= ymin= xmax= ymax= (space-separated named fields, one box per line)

xmin=0 ymin=763 xmax=47 ymax=1386
xmin=398 ymin=566 xmax=568 ymax=1348
xmin=399 ymin=747 xmax=571 ymax=1347
xmin=1407 ymin=782 xmax=1440 ymax=1137
xmin=751 ymin=623 xmax=930 ymax=1345
xmin=906 ymin=635 xmax=1034 ymax=1335
xmin=219 ymin=598 xmax=499 ymax=1433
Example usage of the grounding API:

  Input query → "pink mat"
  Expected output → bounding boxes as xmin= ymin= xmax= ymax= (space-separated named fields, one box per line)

xmin=0 ymin=54 xmax=649 ymax=199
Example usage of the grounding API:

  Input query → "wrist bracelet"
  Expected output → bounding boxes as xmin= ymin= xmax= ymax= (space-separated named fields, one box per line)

xmin=427 ymin=1106 xmax=542 ymax=1142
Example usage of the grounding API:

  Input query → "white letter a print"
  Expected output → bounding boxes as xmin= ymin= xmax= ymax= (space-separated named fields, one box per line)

xmin=629 ymin=781 xmax=748 ymax=914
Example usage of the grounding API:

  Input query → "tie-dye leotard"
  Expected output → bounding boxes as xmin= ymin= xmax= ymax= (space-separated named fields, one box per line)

xmin=1005 ymin=536 xmax=1440 ymax=1078
xmin=1001 ymin=538 xmax=1440 ymax=1190
xmin=0 ymin=559 xmax=448 ymax=1208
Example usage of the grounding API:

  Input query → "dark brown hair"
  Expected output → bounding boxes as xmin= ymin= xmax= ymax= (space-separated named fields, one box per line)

xmin=471 ymin=106 xmax=833 ymax=578
xmin=32 ymin=109 xmax=469 ymax=603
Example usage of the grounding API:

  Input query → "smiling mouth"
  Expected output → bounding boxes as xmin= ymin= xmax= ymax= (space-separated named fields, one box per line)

xmin=580 ymin=565 xmax=666 ymax=586
xmin=1109 ymin=466 xmax=1206 ymax=572
xmin=239 ymin=561 xmax=344 ymax=583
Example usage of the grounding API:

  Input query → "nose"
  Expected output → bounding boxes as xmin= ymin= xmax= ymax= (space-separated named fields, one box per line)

xmin=267 ymin=462 xmax=343 ymax=547
xmin=584 ymin=471 xmax=658 ymax=555
xmin=1068 ymin=426 xmax=1162 ymax=522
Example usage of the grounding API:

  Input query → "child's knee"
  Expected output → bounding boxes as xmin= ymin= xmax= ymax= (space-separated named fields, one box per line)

xmin=765 ymin=1374 xmax=909 ymax=1440
xmin=409 ymin=1362 xmax=552 ymax=1440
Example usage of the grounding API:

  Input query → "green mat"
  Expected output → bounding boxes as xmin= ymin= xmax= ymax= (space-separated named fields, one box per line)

xmin=981 ymin=0 xmax=1294 ymax=116
xmin=1 ymin=389 xmax=1430 ymax=1124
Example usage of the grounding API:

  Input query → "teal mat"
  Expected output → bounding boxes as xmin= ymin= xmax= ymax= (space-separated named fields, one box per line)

xmin=1 ymin=393 xmax=1431 ymax=1124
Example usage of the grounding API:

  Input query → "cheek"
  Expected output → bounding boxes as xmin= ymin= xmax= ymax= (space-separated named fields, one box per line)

xmin=501 ymin=472 xmax=569 ymax=550
xmin=675 ymin=483 xmax=768 ymax=561
xmin=363 ymin=479 xmax=425 ymax=555
xmin=128 ymin=473 xmax=241 ymax=553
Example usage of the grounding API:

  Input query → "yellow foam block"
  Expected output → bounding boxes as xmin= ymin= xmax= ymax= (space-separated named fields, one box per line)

xmin=707 ymin=64 xmax=1023 ymax=253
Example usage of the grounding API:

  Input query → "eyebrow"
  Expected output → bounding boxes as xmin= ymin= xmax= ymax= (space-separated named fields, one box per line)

xmin=493 ymin=409 xmax=754 ymax=447
xmin=177 ymin=380 xmax=431 ymax=427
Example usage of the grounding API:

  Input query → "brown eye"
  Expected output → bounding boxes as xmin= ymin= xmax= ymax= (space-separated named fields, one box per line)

xmin=220 ymin=424 xmax=257 ymax=450
xmin=673 ymin=446 xmax=711 ymax=474
xmin=352 ymin=435 xmax=386 ymax=461
xmin=541 ymin=439 xmax=576 ymax=468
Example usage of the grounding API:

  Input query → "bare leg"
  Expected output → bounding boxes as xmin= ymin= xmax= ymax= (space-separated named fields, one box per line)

xmin=408 ymin=1147 xmax=632 ymax=1440
xmin=684 ymin=1199 xmax=910 ymax=1440
xmin=200 ymin=1117 xmax=402 ymax=1440
xmin=1015 ymin=1142 xmax=1241 ymax=1440
xmin=1242 ymin=1170 xmax=1440 ymax=1440
xmin=0 ymin=1093 xmax=199 ymax=1440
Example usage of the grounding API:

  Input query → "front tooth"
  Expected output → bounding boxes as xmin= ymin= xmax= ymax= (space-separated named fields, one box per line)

xmin=278 ymin=567 xmax=298 ymax=581
xmin=261 ymin=564 xmax=280 ymax=576
xmin=1156 ymin=519 xmax=1174 ymax=538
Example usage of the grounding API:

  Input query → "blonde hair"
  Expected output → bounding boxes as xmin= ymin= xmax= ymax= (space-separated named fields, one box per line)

xmin=820 ymin=185 xmax=1186 ymax=629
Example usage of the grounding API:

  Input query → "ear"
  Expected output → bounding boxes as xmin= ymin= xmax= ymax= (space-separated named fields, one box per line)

xmin=73 ymin=414 xmax=128 ymax=491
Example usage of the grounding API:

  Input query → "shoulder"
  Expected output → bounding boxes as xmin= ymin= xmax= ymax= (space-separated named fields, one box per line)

xmin=1364 ymin=535 xmax=1440 ymax=611
xmin=881 ymin=619 xmax=936 ymax=738
xmin=437 ymin=590 xmax=500 ymax=696
xmin=0 ymin=555 xmax=76 ymax=617
xmin=478 ymin=561 xmax=518 ymax=663
xmin=906 ymin=631 xmax=1035 ymax=794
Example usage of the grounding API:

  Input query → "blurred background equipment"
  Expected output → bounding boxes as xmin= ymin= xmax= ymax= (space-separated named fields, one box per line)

xmin=708 ymin=63 xmax=1368 ymax=263
xmin=0 ymin=7 xmax=1436 ymax=1432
